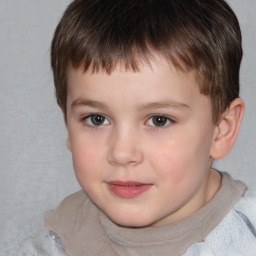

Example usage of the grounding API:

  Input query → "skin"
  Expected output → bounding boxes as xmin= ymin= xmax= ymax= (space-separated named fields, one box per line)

xmin=65 ymin=57 xmax=226 ymax=227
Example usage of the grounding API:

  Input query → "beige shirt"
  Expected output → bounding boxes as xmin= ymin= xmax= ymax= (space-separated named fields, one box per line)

xmin=44 ymin=172 xmax=246 ymax=256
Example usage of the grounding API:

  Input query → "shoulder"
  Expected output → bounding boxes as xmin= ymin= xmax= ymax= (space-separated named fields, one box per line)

xmin=233 ymin=189 xmax=256 ymax=230
xmin=17 ymin=191 xmax=89 ymax=256
xmin=184 ymin=189 xmax=256 ymax=256
xmin=44 ymin=190 xmax=89 ymax=232
xmin=17 ymin=229 xmax=66 ymax=256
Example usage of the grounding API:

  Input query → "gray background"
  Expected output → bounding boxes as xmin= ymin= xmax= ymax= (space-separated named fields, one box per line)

xmin=0 ymin=1 xmax=255 ymax=255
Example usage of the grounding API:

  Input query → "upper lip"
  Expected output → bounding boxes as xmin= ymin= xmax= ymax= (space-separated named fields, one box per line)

xmin=107 ymin=181 xmax=152 ymax=186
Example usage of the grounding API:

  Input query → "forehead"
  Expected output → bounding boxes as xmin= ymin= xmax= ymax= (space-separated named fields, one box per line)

xmin=66 ymin=57 xmax=209 ymax=113
xmin=67 ymin=57 xmax=195 ymax=92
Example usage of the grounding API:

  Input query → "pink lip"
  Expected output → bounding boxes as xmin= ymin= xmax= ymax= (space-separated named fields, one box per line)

xmin=107 ymin=181 xmax=152 ymax=198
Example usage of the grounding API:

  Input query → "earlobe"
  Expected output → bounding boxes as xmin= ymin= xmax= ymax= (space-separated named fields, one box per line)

xmin=66 ymin=137 xmax=71 ymax=151
xmin=210 ymin=98 xmax=244 ymax=159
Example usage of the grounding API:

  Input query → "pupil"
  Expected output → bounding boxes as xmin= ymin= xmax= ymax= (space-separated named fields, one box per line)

xmin=92 ymin=115 xmax=105 ymax=125
xmin=153 ymin=116 xmax=167 ymax=126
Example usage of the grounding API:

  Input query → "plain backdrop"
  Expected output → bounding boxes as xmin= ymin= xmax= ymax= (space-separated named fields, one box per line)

xmin=0 ymin=1 xmax=255 ymax=255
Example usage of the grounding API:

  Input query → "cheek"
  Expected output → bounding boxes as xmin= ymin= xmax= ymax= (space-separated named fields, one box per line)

xmin=70 ymin=137 xmax=104 ymax=181
xmin=149 ymin=131 xmax=211 ymax=179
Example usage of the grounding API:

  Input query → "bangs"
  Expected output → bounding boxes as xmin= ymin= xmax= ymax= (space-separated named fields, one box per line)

xmin=52 ymin=0 xmax=215 ymax=74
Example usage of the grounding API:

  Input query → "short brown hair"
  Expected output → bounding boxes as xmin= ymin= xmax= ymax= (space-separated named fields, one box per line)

xmin=51 ymin=0 xmax=242 ymax=123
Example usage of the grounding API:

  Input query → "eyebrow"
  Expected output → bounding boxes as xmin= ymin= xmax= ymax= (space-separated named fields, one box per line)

xmin=71 ymin=98 xmax=190 ymax=112
xmin=71 ymin=98 xmax=109 ymax=109
xmin=137 ymin=101 xmax=190 ymax=111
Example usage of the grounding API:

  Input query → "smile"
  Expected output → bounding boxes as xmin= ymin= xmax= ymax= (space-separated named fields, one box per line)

xmin=107 ymin=181 xmax=152 ymax=198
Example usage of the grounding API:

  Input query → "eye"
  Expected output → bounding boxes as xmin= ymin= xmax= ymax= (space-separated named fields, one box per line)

xmin=146 ymin=115 xmax=172 ymax=127
xmin=83 ymin=114 xmax=110 ymax=126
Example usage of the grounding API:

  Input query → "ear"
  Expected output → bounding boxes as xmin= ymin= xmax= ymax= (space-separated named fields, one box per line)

xmin=210 ymin=98 xmax=244 ymax=159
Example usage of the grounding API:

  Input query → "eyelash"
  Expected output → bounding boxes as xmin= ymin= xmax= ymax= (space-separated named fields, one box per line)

xmin=80 ymin=114 xmax=175 ymax=130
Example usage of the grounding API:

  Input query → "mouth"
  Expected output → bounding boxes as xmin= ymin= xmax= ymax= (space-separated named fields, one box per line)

xmin=107 ymin=181 xmax=153 ymax=198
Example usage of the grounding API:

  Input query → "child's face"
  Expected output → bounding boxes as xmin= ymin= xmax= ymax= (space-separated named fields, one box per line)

xmin=66 ymin=57 xmax=219 ymax=227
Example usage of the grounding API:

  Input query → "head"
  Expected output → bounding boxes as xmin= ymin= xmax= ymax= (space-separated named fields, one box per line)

xmin=51 ymin=0 xmax=244 ymax=227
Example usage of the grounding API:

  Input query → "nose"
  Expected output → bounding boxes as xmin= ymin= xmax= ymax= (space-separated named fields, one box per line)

xmin=107 ymin=128 xmax=143 ymax=167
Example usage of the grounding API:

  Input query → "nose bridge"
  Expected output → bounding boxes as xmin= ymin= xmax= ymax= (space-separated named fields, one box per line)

xmin=107 ymin=124 xmax=143 ymax=166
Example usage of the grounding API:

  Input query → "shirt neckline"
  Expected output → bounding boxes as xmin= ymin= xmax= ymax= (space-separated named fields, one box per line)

xmin=99 ymin=172 xmax=246 ymax=250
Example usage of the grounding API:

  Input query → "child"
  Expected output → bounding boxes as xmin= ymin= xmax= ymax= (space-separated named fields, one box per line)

xmin=19 ymin=0 xmax=256 ymax=255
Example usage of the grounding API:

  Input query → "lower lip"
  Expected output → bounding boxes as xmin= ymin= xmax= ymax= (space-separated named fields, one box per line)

xmin=107 ymin=183 xmax=152 ymax=198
